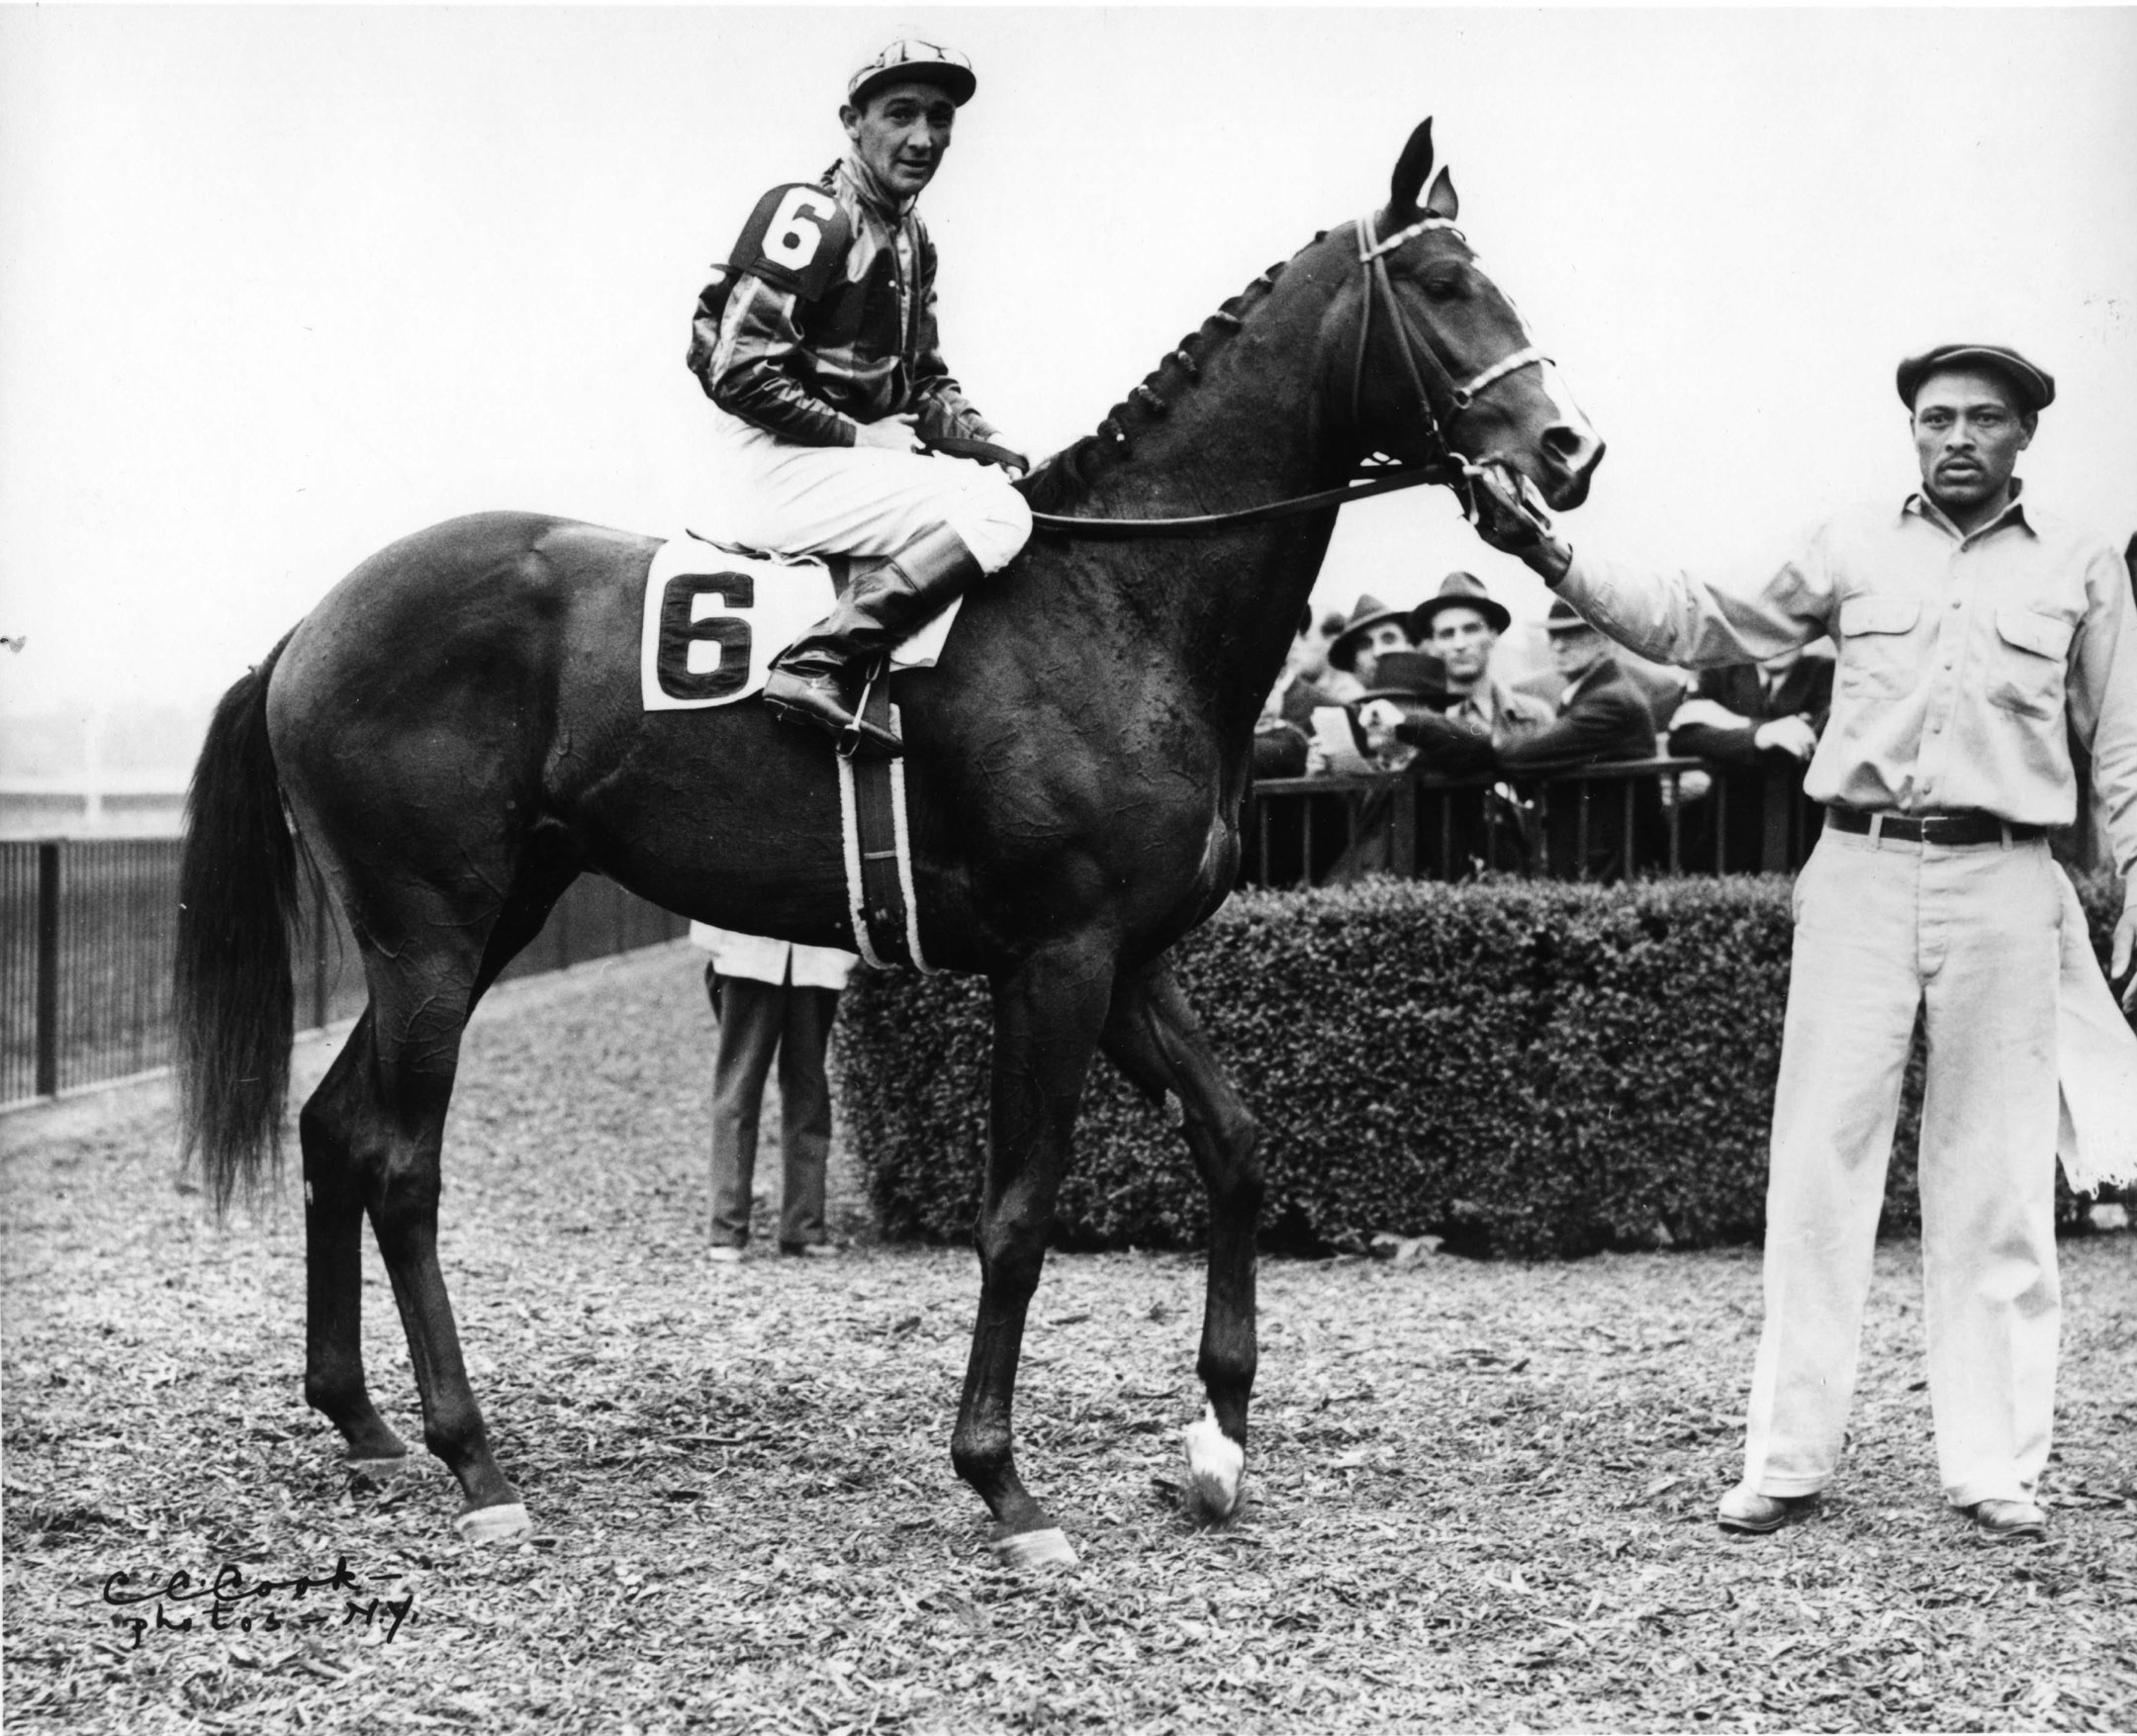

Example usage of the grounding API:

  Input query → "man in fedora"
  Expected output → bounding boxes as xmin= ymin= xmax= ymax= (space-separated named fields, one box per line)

xmin=1367 ymin=595 xmax=1657 ymax=874
xmin=1411 ymin=571 xmax=1554 ymax=745
xmin=1476 ymin=341 xmax=2137 ymax=1542
xmin=1372 ymin=595 xmax=1654 ymax=769
xmin=688 ymin=38 xmax=1031 ymax=755
xmin=1321 ymin=594 xmax=1425 ymax=701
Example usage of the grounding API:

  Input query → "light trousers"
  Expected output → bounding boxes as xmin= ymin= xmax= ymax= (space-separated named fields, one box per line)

xmin=706 ymin=964 xmax=842 ymax=1250
xmin=1744 ymin=827 xmax=2064 ymax=1507
xmin=701 ymin=411 xmax=1033 ymax=575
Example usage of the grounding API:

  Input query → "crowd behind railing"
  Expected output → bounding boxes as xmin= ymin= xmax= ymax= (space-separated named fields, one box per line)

xmin=1241 ymin=572 xmax=2106 ymax=888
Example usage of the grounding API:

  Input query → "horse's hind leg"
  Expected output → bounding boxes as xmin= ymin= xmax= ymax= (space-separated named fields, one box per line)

xmin=358 ymin=953 xmax=531 ymax=1543
xmin=300 ymin=1009 xmax=410 ymax=1469
xmin=1101 ymin=962 xmax=1262 ymax=1521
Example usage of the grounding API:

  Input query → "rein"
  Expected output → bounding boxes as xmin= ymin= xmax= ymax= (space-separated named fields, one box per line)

xmin=1019 ymin=213 xmax=1549 ymax=542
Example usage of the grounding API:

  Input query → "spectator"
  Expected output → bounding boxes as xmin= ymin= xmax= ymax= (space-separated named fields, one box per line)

xmin=692 ymin=922 xmax=857 ymax=1263
xmin=1379 ymin=598 xmax=1659 ymax=876
xmin=1668 ymin=645 xmax=1836 ymax=870
xmin=1407 ymin=571 xmax=1553 ymax=745
xmin=1321 ymin=594 xmax=1419 ymax=701
xmin=1255 ymin=609 xmax=1348 ymax=777
xmin=1346 ymin=573 xmax=1552 ymax=872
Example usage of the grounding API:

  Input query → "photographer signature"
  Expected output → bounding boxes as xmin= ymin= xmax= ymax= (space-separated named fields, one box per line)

xmin=102 ymin=1557 xmax=415 ymax=1649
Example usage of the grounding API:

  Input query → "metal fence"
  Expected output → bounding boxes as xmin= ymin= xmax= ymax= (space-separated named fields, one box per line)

xmin=1241 ymin=757 xmax=1823 ymax=889
xmin=0 ymin=840 xmax=690 ymax=1109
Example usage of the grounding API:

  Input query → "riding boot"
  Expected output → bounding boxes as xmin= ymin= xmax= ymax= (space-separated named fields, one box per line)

xmin=763 ymin=523 xmax=984 ymax=757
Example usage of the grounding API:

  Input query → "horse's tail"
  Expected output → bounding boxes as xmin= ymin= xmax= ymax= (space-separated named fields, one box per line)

xmin=175 ymin=631 xmax=308 ymax=1215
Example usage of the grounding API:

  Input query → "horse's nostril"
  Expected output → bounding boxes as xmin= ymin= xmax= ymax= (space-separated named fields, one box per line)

xmin=1542 ymin=423 xmax=1592 ymax=461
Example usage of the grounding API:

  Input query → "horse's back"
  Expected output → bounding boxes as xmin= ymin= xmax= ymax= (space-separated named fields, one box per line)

xmin=276 ymin=510 xmax=650 ymax=712
xmin=267 ymin=511 xmax=657 ymax=830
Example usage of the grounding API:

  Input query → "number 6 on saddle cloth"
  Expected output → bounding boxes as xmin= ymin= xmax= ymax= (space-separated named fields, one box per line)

xmin=637 ymin=533 xmax=963 ymax=711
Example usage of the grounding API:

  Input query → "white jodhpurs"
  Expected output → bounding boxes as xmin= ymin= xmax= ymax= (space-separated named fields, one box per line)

xmin=1743 ymin=826 xmax=2064 ymax=1508
xmin=699 ymin=411 xmax=1033 ymax=575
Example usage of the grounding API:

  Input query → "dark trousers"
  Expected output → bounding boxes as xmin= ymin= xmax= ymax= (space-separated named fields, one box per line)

xmin=705 ymin=963 xmax=840 ymax=1248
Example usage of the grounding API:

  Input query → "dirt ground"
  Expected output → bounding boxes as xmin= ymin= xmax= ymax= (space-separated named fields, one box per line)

xmin=4 ymin=945 xmax=2133 ymax=1734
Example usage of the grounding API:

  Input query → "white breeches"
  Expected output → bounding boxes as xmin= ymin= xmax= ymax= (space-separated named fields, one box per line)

xmin=699 ymin=411 xmax=1033 ymax=575
xmin=1744 ymin=827 xmax=2063 ymax=1507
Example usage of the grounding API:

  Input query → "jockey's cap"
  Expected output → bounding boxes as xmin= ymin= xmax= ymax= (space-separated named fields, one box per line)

xmin=848 ymin=38 xmax=976 ymax=110
xmin=1896 ymin=343 xmax=2055 ymax=415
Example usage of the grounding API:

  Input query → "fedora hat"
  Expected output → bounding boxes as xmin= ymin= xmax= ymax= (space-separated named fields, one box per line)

xmin=1327 ymin=594 xmax=1414 ymax=673
xmin=848 ymin=38 xmax=977 ymax=110
xmin=1542 ymin=597 xmax=1600 ymax=635
xmin=1896 ymin=343 xmax=2054 ymax=415
xmin=1352 ymin=648 xmax=1451 ymax=706
xmin=1410 ymin=571 xmax=1511 ymax=638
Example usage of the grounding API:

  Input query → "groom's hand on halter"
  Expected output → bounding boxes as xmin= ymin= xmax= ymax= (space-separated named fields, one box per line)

xmin=1470 ymin=465 xmax=1574 ymax=584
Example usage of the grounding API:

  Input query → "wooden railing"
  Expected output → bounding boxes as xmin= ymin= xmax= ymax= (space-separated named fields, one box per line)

xmin=1241 ymin=757 xmax=1823 ymax=888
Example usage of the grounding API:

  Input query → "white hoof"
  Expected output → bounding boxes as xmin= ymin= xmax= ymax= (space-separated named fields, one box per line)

xmin=989 ymin=1526 xmax=1078 ymax=1571
xmin=1182 ymin=1406 xmax=1245 ymax=1519
xmin=453 ymin=1502 xmax=533 ymax=1544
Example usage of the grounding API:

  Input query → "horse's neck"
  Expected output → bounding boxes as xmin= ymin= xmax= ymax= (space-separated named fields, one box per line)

xmin=1050 ymin=261 xmax=1354 ymax=721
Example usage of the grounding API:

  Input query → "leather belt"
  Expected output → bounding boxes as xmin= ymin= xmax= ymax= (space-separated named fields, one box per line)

xmin=1825 ymin=807 xmax=2045 ymax=847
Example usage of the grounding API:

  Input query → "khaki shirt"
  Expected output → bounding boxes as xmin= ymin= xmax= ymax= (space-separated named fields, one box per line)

xmin=1556 ymin=490 xmax=2137 ymax=878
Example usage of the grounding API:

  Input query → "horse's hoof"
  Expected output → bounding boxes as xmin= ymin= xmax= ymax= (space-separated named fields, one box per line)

xmin=989 ymin=1526 xmax=1078 ymax=1572
xmin=344 ymin=1454 xmax=412 ymax=1478
xmin=453 ymin=1502 xmax=533 ymax=1545
xmin=1182 ymin=1406 xmax=1245 ymax=1520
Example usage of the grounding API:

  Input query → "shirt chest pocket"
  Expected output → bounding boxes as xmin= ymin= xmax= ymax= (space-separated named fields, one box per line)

xmin=1988 ymin=607 xmax=2073 ymax=721
xmin=1837 ymin=594 xmax=1923 ymax=698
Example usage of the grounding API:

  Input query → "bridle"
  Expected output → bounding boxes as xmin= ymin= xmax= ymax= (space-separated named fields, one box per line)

xmin=1349 ymin=210 xmax=1550 ymax=502
xmin=1023 ymin=210 xmax=1553 ymax=541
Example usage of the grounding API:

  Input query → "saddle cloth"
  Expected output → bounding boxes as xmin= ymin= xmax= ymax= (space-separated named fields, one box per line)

xmin=639 ymin=532 xmax=963 ymax=712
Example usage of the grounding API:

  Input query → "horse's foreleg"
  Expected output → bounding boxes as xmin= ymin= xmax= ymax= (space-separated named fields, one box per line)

xmin=358 ymin=976 xmax=528 ymax=1543
xmin=300 ymin=1011 xmax=409 ymax=1469
xmin=1101 ymin=964 xmax=1262 ymax=1520
xmin=952 ymin=940 xmax=1116 ymax=1571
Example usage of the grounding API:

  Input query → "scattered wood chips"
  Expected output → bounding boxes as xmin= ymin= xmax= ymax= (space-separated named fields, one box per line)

xmin=4 ymin=947 xmax=2133 ymax=1733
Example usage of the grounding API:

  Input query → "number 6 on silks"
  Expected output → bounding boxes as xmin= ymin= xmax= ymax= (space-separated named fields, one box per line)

xmin=727 ymin=183 xmax=851 ymax=301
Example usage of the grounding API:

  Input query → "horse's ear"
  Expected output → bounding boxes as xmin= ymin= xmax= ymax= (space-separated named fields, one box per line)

xmin=1425 ymin=166 xmax=1459 ymax=223
xmin=1388 ymin=119 xmax=1435 ymax=221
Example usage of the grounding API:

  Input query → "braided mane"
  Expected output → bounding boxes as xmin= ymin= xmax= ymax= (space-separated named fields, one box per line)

xmin=1018 ymin=232 xmax=1332 ymax=514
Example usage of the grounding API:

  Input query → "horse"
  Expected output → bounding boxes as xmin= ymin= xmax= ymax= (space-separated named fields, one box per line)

xmin=174 ymin=120 xmax=1602 ymax=1569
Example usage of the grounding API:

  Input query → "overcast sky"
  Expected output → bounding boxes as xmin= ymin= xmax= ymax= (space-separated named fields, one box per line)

xmin=3 ymin=5 xmax=2134 ymax=722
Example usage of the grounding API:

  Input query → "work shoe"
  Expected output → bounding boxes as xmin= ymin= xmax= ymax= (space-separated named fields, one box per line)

xmin=779 ymin=1241 xmax=841 ymax=1260
xmin=706 ymin=1243 xmax=746 ymax=1265
xmin=763 ymin=524 xmax=984 ymax=757
xmin=1717 ymin=1484 xmax=1818 ymax=1535
xmin=1966 ymin=1499 xmax=2047 ymax=1542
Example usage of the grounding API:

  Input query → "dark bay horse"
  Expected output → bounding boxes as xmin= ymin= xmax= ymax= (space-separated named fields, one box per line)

xmin=175 ymin=122 xmax=1601 ymax=1567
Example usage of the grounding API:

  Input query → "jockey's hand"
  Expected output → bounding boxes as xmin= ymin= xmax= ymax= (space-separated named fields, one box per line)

xmin=2112 ymin=904 xmax=2137 ymax=1012
xmin=855 ymin=414 xmax=925 ymax=454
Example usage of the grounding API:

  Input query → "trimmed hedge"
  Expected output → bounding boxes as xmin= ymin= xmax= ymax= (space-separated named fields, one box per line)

xmin=835 ymin=871 xmax=2130 ymax=1259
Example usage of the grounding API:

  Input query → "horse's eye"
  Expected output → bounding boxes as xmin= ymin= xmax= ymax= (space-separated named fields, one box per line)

xmin=1420 ymin=268 xmax=1466 ymax=301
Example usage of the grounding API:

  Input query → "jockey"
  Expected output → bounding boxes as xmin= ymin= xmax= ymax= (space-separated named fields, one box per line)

xmin=687 ymin=37 xmax=1033 ymax=755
